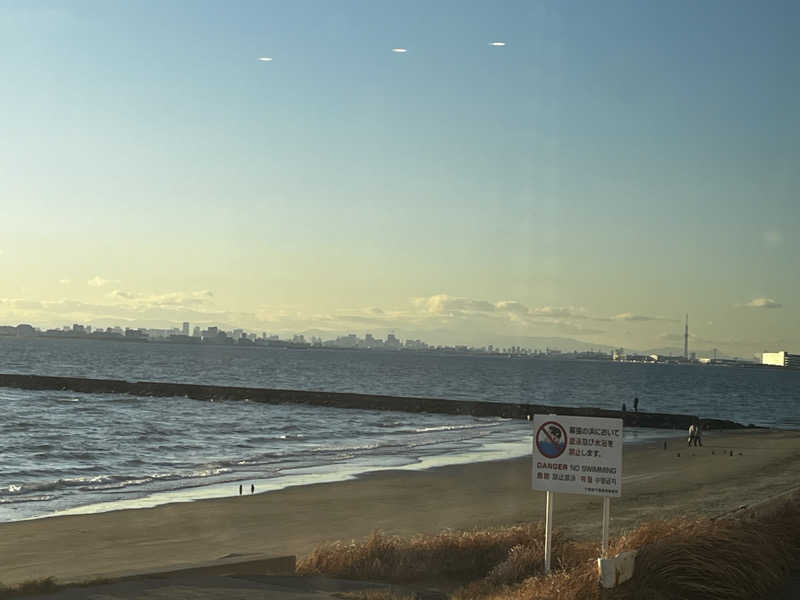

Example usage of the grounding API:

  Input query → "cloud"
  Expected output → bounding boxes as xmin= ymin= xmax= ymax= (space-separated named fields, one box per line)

xmin=489 ymin=41 xmax=506 ymax=46
xmin=533 ymin=306 xmax=575 ymax=318
xmin=740 ymin=297 xmax=782 ymax=309
xmin=58 ymin=279 xmax=71 ymax=285
xmin=414 ymin=294 xmax=496 ymax=315
xmin=391 ymin=48 xmax=407 ymax=53
xmin=614 ymin=313 xmax=678 ymax=322
xmin=258 ymin=57 xmax=273 ymax=62
xmin=0 ymin=298 xmax=44 ymax=310
xmin=87 ymin=276 xmax=117 ymax=287
xmin=495 ymin=300 xmax=529 ymax=315
xmin=108 ymin=289 xmax=215 ymax=309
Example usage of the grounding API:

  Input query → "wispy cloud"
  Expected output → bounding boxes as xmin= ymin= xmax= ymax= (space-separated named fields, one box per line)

xmin=87 ymin=276 xmax=118 ymax=288
xmin=489 ymin=41 xmax=506 ymax=46
xmin=614 ymin=312 xmax=678 ymax=322
xmin=108 ymin=289 xmax=214 ymax=309
xmin=258 ymin=57 xmax=272 ymax=62
xmin=739 ymin=297 xmax=782 ymax=309
xmin=58 ymin=279 xmax=71 ymax=285
xmin=414 ymin=294 xmax=495 ymax=315
xmin=391 ymin=48 xmax=408 ymax=53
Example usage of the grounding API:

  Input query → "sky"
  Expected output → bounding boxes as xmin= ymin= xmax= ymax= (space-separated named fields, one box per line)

xmin=1 ymin=0 xmax=798 ymax=357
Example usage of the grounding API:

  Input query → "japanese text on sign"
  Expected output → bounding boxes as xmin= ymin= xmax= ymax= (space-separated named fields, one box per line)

xmin=532 ymin=415 xmax=623 ymax=497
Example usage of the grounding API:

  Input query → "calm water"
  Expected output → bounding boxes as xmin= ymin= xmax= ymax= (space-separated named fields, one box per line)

xmin=1 ymin=337 xmax=797 ymax=521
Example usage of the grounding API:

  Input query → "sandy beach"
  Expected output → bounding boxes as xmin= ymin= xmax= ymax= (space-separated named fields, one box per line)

xmin=2 ymin=428 xmax=799 ymax=586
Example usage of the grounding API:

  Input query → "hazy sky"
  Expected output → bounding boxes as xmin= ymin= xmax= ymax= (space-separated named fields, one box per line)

xmin=1 ymin=1 xmax=798 ymax=356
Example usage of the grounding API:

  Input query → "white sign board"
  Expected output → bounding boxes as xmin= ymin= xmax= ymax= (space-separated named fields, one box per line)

xmin=532 ymin=415 xmax=623 ymax=497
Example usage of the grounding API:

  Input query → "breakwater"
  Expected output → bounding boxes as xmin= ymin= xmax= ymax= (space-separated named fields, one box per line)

xmin=0 ymin=373 xmax=749 ymax=430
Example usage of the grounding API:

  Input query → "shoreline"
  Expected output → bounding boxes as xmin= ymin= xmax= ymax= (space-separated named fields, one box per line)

xmin=2 ymin=428 xmax=798 ymax=586
xmin=12 ymin=426 xmax=686 ymax=523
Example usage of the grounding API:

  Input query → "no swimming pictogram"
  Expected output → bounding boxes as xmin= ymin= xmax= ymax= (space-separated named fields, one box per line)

xmin=536 ymin=421 xmax=567 ymax=459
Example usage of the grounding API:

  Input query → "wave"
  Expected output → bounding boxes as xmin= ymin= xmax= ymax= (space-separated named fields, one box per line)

xmin=0 ymin=495 xmax=55 ymax=505
xmin=2 ymin=467 xmax=233 ymax=497
xmin=414 ymin=422 xmax=500 ymax=433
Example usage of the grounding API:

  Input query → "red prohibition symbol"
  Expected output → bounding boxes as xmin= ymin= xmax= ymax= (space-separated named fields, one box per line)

xmin=536 ymin=421 xmax=567 ymax=459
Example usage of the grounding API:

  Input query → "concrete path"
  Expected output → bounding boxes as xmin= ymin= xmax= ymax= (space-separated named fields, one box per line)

xmin=17 ymin=575 xmax=446 ymax=600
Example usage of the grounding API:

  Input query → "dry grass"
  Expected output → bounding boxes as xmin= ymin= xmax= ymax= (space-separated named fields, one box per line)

xmin=333 ymin=590 xmax=418 ymax=600
xmin=0 ymin=576 xmax=113 ymax=599
xmin=605 ymin=503 xmax=800 ymax=600
xmin=0 ymin=577 xmax=60 ymax=599
xmin=300 ymin=499 xmax=800 ymax=600
xmin=297 ymin=523 xmax=572 ymax=584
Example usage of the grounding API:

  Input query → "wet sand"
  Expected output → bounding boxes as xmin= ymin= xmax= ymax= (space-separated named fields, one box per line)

xmin=1 ymin=428 xmax=798 ymax=586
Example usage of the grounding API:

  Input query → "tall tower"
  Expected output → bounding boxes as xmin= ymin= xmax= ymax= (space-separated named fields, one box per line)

xmin=683 ymin=314 xmax=689 ymax=359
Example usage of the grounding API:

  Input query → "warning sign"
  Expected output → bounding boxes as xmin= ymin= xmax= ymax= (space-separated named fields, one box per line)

xmin=532 ymin=415 xmax=623 ymax=497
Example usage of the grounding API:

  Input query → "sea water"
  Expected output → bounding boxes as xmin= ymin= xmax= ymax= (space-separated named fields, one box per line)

xmin=1 ymin=337 xmax=797 ymax=521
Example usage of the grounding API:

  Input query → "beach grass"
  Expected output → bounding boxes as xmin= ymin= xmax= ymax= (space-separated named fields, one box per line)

xmin=0 ymin=577 xmax=113 ymax=599
xmin=297 ymin=523 xmax=580 ymax=585
xmin=0 ymin=577 xmax=59 ymax=599
xmin=300 ymin=497 xmax=800 ymax=600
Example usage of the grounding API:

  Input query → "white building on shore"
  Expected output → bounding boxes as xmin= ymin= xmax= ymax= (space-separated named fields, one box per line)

xmin=762 ymin=351 xmax=800 ymax=368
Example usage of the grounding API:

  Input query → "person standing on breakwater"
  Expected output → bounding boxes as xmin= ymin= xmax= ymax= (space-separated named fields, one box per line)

xmin=634 ymin=397 xmax=639 ymax=412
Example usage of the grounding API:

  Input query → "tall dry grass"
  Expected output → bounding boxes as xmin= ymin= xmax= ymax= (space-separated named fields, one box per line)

xmin=466 ymin=501 xmax=800 ymax=600
xmin=605 ymin=503 xmax=800 ymax=600
xmin=297 ymin=523 xmax=573 ymax=584
xmin=300 ymin=498 xmax=800 ymax=600
xmin=0 ymin=577 xmax=59 ymax=599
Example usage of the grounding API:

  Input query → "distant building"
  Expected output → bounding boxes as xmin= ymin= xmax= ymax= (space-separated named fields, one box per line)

xmin=762 ymin=351 xmax=800 ymax=369
xmin=193 ymin=326 xmax=201 ymax=337
xmin=182 ymin=322 xmax=190 ymax=335
xmin=16 ymin=324 xmax=36 ymax=337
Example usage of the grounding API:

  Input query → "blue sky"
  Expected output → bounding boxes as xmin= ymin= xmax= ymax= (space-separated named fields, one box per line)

xmin=1 ymin=1 xmax=798 ymax=356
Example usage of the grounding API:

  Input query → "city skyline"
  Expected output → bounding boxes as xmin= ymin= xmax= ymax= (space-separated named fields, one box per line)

xmin=1 ymin=1 xmax=798 ymax=359
xmin=0 ymin=308 xmax=776 ymax=359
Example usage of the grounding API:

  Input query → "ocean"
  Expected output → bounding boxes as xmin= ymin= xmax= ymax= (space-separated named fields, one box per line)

xmin=1 ymin=337 xmax=798 ymax=522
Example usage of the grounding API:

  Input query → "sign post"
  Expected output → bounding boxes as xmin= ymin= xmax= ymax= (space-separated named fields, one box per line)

xmin=544 ymin=490 xmax=553 ymax=572
xmin=601 ymin=496 xmax=610 ymax=555
xmin=532 ymin=414 xmax=623 ymax=572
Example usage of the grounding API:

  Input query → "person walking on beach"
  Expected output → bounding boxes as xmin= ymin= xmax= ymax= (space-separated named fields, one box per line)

xmin=251 ymin=484 xmax=254 ymax=494
xmin=688 ymin=423 xmax=697 ymax=447
xmin=634 ymin=397 xmax=639 ymax=412
xmin=239 ymin=484 xmax=242 ymax=496
xmin=694 ymin=422 xmax=703 ymax=447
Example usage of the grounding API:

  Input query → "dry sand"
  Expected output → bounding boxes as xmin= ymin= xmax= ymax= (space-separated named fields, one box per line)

xmin=2 ymin=428 xmax=799 ymax=587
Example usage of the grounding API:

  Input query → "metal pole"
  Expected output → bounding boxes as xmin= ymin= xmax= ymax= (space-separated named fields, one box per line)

xmin=601 ymin=496 xmax=610 ymax=556
xmin=544 ymin=490 xmax=554 ymax=574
